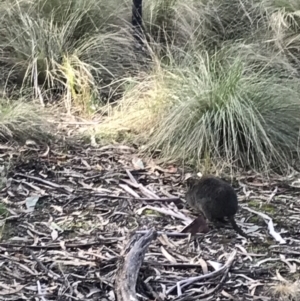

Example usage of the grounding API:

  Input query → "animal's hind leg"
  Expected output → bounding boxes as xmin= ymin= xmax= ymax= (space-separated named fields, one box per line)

xmin=215 ymin=217 xmax=226 ymax=224
xmin=211 ymin=218 xmax=225 ymax=229
xmin=213 ymin=217 xmax=235 ymax=231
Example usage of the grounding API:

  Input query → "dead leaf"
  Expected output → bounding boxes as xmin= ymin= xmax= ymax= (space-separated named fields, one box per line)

xmin=161 ymin=246 xmax=177 ymax=263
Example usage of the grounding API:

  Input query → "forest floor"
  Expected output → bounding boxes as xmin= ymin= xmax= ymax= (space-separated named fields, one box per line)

xmin=0 ymin=134 xmax=300 ymax=301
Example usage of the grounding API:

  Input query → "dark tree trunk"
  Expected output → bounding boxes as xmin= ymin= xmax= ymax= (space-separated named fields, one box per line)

xmin=132 ymin=0 xmax=144 ymax=43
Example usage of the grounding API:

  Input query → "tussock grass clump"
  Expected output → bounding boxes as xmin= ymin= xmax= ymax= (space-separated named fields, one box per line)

xmin=31 ymin=0 xmax=128 ymax=30
xmin=139 ymin=0 xmax=300 ymax=78
xmin=0 ymin=0 xmax=146 ymax=113
xmin=143 ymin=0 xmax=300 ymax=65
xmin=142 ymin=0 xmax=265 ymax=52
xmin=262 ymin=0 xmax=300 ymax=62
xmin=143 ymin=49 xmax=300 ymax=172
xmin=0 ymin=101 xmax=52 ymax=143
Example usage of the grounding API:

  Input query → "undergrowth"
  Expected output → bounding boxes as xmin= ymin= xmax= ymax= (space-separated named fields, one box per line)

xmin=1 ymin=0 xmax=300 ymax=173
xmin=0 ymin=0 xmax=147 ymax=115
xmin=97 ymin=45 xmax=300 ymax=172
xmin=0 ymin=101 xmax=52 ymax=143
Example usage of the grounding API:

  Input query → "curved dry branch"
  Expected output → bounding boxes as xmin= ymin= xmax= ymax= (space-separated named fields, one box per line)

xmin=166 ymin=250 xmax=237 ymax=297
xmin=115 ymin=229 xmax=157 ymax=301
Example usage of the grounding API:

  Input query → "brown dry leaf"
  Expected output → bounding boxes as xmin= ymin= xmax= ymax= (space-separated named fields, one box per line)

xmin=181 ymin=216 xmax=209 ymax=234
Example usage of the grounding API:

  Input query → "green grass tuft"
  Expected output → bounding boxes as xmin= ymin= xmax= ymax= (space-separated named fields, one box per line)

xmin=144 ymin=49 xmax=300 ymax=172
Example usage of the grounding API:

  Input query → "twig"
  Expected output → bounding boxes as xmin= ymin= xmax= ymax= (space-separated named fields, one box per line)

xmin=136 ymin=230 xmax=206 ymax=252
xmin=119 ymin=184 xmax=140 ymax=198
xmin=126 ymin=169 xmax=139 ymax=185
xmin=175 ymin=268 xmax=232 ymax=301
xmin=95 ymin=194 xmax=182 ymax=203
xmin=242 ymin=206 xmax=286 ymax=244
xmin=272 ymin=250 xmax=300 ymax=256
xmin=136 ymin=205 xmax=192 ymax=224
xmin=0 ymin=240 xmax=119 ymax=250
xmin=166 ymin=250 xmax=237 ymax=296
xmin=138 ymin=184 xmax=160 ymax=199
xmin=267 ymin=186 xmax=278 ymax=203
xmin=14 ymin=173 xmax=73 ymax=193
xmin=135 ymin=230 xmax=197 ymax=237
xmin=144 ymin=262 xmax=207 ymax=269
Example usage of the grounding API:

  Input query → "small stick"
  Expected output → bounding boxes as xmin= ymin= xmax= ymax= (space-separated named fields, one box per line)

xmin=14 ymin=173 xmax=73 ymax=193
xmin=95 ymin=194 xmax=182 ymax=203
xmin=135 ymin=230 xmax=205 ymax=238
xmin=136 ymin=205 xmax=192 ymax=223
xmin=0 ymin=240 xmax=118 ymax=250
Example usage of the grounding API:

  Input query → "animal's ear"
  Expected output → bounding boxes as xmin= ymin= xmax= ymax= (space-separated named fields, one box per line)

xmin=186 ymin=177 xmax=198 ymax=188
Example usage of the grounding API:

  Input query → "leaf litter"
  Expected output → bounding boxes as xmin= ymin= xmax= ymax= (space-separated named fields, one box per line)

xmin=0 ymin=141 xmax=300 ymax=300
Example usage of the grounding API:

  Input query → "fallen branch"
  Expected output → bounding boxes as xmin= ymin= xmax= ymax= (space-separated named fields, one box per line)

xmin=166 ymin=250 xmax=237 ymax=296
xmin=115 ymin=229 xmax=157 ymax=301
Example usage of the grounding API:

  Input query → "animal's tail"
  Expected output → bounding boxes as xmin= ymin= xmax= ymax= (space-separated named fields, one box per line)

xmin=229 ymin=216 xmax=249 ymax=239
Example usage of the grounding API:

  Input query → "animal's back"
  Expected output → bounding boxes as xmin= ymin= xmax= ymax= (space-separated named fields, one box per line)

xmin=186 ymin=176 xmax=238 ymax=220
